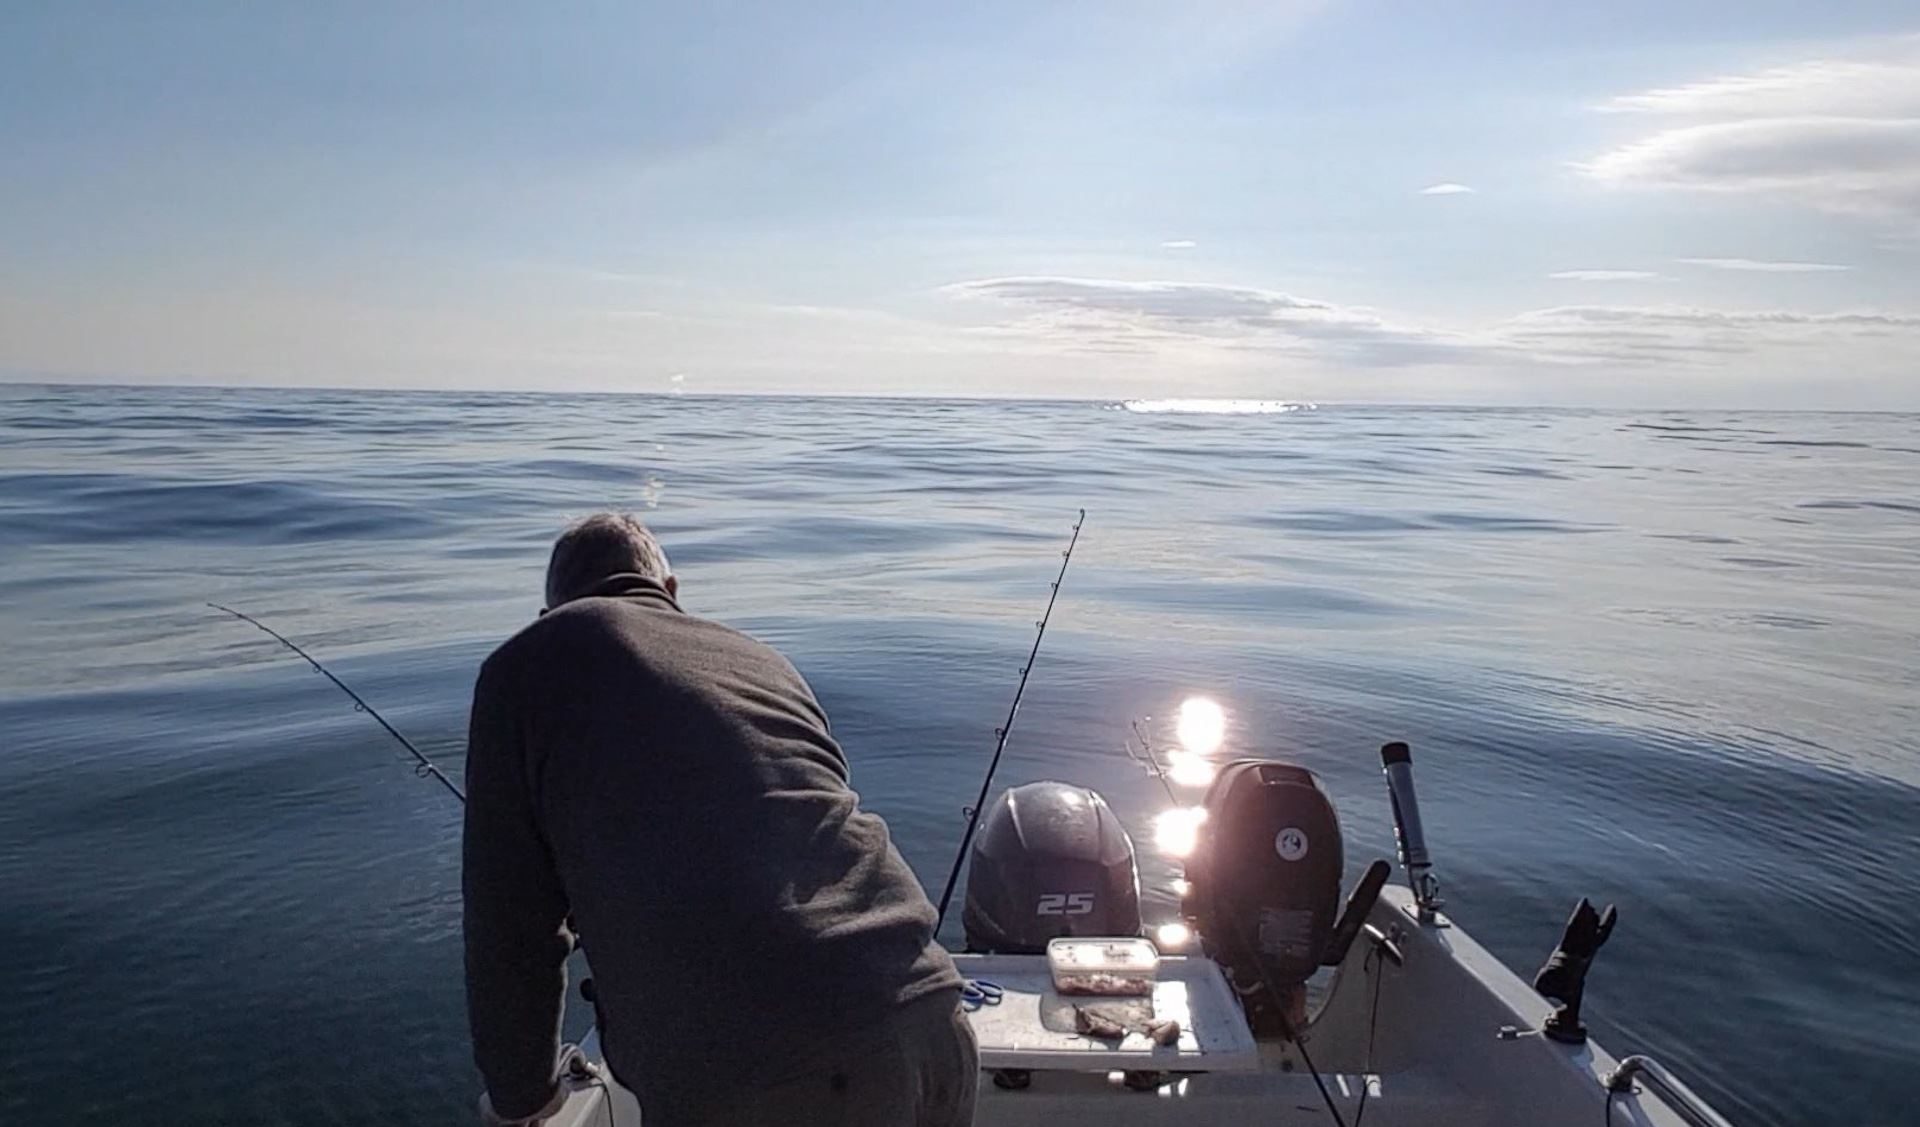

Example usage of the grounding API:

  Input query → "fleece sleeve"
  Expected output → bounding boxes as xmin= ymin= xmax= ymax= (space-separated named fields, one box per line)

xmin=462 ymin=655 xmax=572 ymax=1121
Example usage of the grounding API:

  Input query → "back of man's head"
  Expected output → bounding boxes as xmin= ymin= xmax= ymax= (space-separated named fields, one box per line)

xmin=544 ymin=512 xmax=673 ymax=610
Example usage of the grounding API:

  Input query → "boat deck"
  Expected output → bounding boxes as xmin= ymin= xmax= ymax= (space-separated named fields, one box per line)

xmin=542 ymin=888 xmax=1722 ymax=1126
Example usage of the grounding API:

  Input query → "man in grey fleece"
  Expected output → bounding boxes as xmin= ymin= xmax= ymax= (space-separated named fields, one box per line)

xmin=464 ymin=512 xmax=976 ymax=1126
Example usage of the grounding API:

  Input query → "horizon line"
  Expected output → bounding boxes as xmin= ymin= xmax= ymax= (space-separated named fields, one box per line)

xmin=1 ymin=374 xmax=1913 ymax=415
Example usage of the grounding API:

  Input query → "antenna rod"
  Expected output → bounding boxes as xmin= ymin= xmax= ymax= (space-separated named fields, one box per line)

xmin=208 ymin=603 xmax=467 ymax=804
xmin=933 ymin=509 xmax=1085 ymax=930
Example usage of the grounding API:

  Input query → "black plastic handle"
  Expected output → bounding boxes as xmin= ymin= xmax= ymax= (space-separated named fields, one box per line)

xmin=1322 ymin=859 xmax=1393 ymax=966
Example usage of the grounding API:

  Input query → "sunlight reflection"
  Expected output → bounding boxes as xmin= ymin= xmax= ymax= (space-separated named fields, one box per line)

xmin=1175 ymin=696 xmax=1226 ymax=755
xmin=1165 ymin=750 xmax=1216 ymax=789
xmin=1153 ymin=806 xmax=1209 ymax=857
xmin=1156 ymin=921 xmax=1192 ymax=950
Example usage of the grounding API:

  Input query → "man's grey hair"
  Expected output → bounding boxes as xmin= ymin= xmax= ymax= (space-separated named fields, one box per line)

xmin=545 ymin=512 xmax=672 ymax=609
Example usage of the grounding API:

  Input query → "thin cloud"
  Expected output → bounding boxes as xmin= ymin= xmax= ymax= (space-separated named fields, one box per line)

xmin=1677 ymin=257 xmax=1852 ymax=273
xmin=943 ymin=276 xmax=1491 ymax=367
xmin=1583 ymin=118 xmax=1920 ymax=219
xmin=941 ymin=274 xmax=1920 ymax=374
xmin=1549 ymin=270 xmax=1660 ymax=281
xmin=1597 ymin=38 xmax=1920 ymax=119
xmin=1582 ymin=35 xmax=1920 ymax=222
xmin=1419 ymin=183 xmax=1475 ymax=195
xmin=1503 ymin=304 xmax=1920 ymax=365
xmin=1510 ymin=305 xmax=1920 ymax=330
xmin=1160 ymin=239 xmax=1198 ymax=249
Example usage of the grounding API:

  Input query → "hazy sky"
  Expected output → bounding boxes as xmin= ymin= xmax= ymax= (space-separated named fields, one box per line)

xmin=4 ymin=3 xmax=1918 ymax=406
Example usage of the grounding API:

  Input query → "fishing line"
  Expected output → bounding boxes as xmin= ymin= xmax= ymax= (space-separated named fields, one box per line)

xmin=1204 ymin=859 xmax=1350 ymax=1127
xmin=1353 ymin=945 xmax=1385 ymax=1127
xmin=211 ymin=608 xmax=648 ymax=1119
xmin=1127 ymin=720 xmax=1181 ymax=807
xmin=1282 ymin=1006 xmax=1359 ymax=1127
xmin=1111 ymin=671 xmax=1350 ymax=1125
xmin=208 ymin=602 xmax=467 ymax=803
xmin=933 ymin=509 xmax=1085 ymax=930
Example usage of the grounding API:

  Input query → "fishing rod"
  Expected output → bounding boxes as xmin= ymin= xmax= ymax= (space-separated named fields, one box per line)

xmin=1126 ymin=718 xmax=1180 ymax=806
xmin=933 ymin=508 xmax=1085 ymax=930
xmin=207 ymin=603 xmax=467 ymax=804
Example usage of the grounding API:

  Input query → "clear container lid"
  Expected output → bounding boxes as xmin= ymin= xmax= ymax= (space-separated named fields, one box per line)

xmin=1047 ymin=936 xmax=1160 ymax=995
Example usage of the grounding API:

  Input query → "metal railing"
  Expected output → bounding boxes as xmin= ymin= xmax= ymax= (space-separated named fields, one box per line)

xmin=1604 ymin=1055 xmax=1736 ymax=1127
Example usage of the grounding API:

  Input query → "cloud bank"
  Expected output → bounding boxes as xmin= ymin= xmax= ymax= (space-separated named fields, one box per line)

xmin=943 ymin=275 xmax=1920 ymax=376
xmin=1584 ymin=35 xmax=1920 ymax=223
xmin=1676 ymin=257 xmax=1851 ymax=272
xmin=1549 ymin=270 xmax=1660 ymax=281
xmin=1501 ymin=304 xmax=1920 ymax=365
xmin=943 ymin=277 xmax=1489 ymax=367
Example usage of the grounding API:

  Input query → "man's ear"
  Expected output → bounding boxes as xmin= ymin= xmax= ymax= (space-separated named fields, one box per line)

xmin=664 ymin=575 xmax=679 ymax=599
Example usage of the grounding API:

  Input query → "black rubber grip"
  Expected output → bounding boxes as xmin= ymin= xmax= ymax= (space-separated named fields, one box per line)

xmin=1323 ymin=859 xmax=1394 ymax=966
xmin=1381 ymin=741 xmax=1412 ymax=766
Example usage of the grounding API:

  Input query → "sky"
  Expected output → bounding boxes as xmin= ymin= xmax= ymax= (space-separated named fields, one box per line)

xmin=3 ymin=2 xmax=1918 ymax=407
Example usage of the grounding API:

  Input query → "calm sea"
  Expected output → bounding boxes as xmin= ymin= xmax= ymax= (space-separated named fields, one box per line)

xmin=1 ymin=384 xmax=1915 ymax=1126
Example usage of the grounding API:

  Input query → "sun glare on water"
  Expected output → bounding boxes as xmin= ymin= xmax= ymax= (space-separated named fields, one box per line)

xmin=1119 ymin=399 xmax=1314 ymax=415
xmin=1165 ymin=750 xmax=1216 ymax=788
xmin=1154 ymin=806 xmax=1209 ymax=857
xmin=1175 ymin=696 xmax=1226 ymax=755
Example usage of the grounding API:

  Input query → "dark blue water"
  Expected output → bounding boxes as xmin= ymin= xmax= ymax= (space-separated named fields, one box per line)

xmin=2 ymin=384 xmax=1916 ymax=1126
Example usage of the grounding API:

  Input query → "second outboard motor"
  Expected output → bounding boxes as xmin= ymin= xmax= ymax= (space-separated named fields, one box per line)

xmin=962 ymin=781 xmax=1142 ymax=953
xmin=1183 ymin=761 xmax=1344 ymax=1002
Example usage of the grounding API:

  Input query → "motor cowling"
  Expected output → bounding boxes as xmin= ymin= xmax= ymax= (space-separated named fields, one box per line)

xmin=1183 ymin=760 xmax=1344 ymax=993
xmin=962 ymin=781 xmax=1142 ymax=953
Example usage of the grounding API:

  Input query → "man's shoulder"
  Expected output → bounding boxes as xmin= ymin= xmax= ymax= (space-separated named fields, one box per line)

xmin=482 ymin=598 xmax=803 ymax=687
xmin=488 ymin=598 xmax=761 ymax=661
xmin=476 ymin=603 xmax=605 ymax=678
xmin=483 ymin=600 xmax=619 ymax=664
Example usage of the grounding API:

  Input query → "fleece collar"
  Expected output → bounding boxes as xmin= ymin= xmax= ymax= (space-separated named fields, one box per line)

xmin=567 ymin=573 xmax=682 ymax=612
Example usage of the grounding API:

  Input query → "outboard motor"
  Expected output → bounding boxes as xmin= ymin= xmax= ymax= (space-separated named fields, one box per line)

xmin=962 ymin=781 xmax=1142 ymax=953
xmin=1182 ymin=760 xmax=1344 ymax=1028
